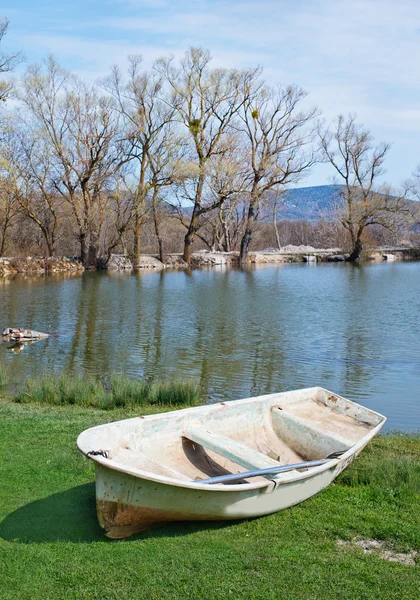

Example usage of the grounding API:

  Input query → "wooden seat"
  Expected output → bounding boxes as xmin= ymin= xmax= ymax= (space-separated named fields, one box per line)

xmin=183 ymin=427 xmax=280 ymax=472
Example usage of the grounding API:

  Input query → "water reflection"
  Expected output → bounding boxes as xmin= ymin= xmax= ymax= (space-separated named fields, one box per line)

xmin=0 ymin=262 xmax=419 ymax=431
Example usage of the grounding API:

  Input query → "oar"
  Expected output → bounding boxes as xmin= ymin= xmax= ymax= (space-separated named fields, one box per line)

xmin=197 ymin=449 xmax=348 ymax=485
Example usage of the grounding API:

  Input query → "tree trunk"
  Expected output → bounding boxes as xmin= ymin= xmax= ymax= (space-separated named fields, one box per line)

xmin=133 ymin=210 xmax=142 ymax=267
xmin=133 ymin=153 xmax=148 ymax=268
xmin=239 ymin=227 xmax=252 ymax=263
xmin=347 ymin=237 xmax=363 ymax=262
xmin=0 ymin=219 xmax=9 ymax=256
xmin=225 ymin=229 xmax=231 ymax=252
xmin=87 ymin=235 xmax=98 ymax=269
xmin=80 ymin=232 xmax=87 ymax=265
xmin=220 ymin=217 xmax=231 ymax=252
xmin=239 ymin=198 xmax=257 ymax=263
xmin=46 ymin=238 xmax=55 ymax=258
xmin=183 ymin=209 xmax=200 ymax=264
xmin=273 ymin=202 xmax=281 ymax=250
xmin=80 ymin=211 xmax=99 ymax=269
xmin=81 ymin=189 xmax=94 ymax=267
xmin=0 ymin=199 xmax=15 ymax=256
xmin=157 ymin=237 xmax=164 ymax=263
xmin=152 ymin=188 xmax=164 ymax=263
xmin=183 ymin=168 xmax=205 ymax=264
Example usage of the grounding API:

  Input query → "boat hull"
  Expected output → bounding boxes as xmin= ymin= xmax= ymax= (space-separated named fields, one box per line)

xmin=95 ymin=444 xmax=362 ymax=539
xmin=77 ymin=387 xmax=386 ymax=538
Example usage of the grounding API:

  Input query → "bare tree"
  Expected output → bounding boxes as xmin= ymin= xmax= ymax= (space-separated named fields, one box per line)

xmin=103 ymin=57 xmax=177 ymax=266
xmin=402 ymin=166 xmax=420 ymax=244
xmin=0 ymin=117 xmax=62 ymax=256
xmin=0 ymin=175 xmax=17 ymax=255
xmin=0 ymin=18 xmax=23 ymax=103
xmin=146 ymin=125 xmax=188 ymax=261
xmin=238 ymin=84 xmax=318 ymax=263
xmin=408 ymin=166 xmax=420 ymax=198
xmin=157 ymin=47 xmax=260 ymax=263
xmin=216 ymin=197 xmax=247 ymax=252
xmin=0 ymin=19 xmax=22 ymax=254
xmin=20 ymin=57 xmax=127 ymax=266
xmin=268 ymin=192 xmax=287 ymax=250
xmin=188 ymin=145 xmax=248 ymax=251
xmin=318 ymin=114 xmax=410 ymax=261
xmin=100 ymin=166 xmax=137 ymax=261
xmin=406 ymin=166 xmax=420 ymax=209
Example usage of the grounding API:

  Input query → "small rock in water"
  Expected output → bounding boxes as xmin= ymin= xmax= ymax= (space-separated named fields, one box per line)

xmin=2 ymin=327 xmax=49 ymax=340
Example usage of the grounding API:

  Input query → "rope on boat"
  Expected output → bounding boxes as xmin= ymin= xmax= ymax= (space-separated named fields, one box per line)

xmin=86 ymin=449 xmax=109 ymax=459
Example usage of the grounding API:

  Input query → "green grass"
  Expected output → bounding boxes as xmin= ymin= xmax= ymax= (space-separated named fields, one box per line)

xmin=13 ymin=372 xmax=201 ymax=409
xmin=339 ymin=434 xmax=420 ymax=496
xmin=0 ymin=361 xmax=8 ymax=388
xmin=0 ymin=398 xmax=419 ymax=600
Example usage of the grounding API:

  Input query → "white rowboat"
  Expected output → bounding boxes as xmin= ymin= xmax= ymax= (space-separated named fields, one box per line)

xmin=77 ymin=387 xmax=386 ymax=539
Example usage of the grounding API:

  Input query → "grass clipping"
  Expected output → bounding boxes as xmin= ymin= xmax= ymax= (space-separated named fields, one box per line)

xmin=14 ymin=372 xmax=201 ymax=409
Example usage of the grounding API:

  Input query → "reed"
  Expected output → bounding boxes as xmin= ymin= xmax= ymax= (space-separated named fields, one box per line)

xmin=147 ymin=380 xmax=202 ymax=407
xmin=14 ymin=372 xmax=202 ymax=409
xmin=14 ymin=372 xmax=106 ymax=406
xmin=108 ymin=375 xmax=200 ymax=407
xmin=108 ymin=374 xmax=150 ymax=407
xmin=0 ymin=362 xmax=8 ymax=388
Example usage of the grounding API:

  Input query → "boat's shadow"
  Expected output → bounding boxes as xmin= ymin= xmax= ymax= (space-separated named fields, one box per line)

xmin=0 ymin=483 xmax=235 ymax=544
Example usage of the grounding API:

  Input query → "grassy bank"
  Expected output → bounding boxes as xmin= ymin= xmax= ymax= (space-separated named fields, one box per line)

xmin=0 ymin=398 xmax=418 ymax=600
xmin=2 ymin=370 xmax=201 ymax=409
xmin=0 ymin=362 xmax=7 ymax=388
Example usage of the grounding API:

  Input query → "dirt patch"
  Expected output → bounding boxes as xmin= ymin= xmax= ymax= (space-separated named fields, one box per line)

xmin=337 ymin=539 xmax=419 ymax=567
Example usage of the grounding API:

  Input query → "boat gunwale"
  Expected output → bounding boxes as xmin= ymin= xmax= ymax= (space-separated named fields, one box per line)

xmin=76 ymin=387 xmax=386 ymax=492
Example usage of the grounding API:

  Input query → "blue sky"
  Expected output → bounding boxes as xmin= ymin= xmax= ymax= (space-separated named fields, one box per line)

xmin=2 ymin=0 xmax=420 ymax=187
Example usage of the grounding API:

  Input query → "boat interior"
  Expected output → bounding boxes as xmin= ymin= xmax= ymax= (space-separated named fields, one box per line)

xmin=77 ymin=387 xmax=385 ymax=485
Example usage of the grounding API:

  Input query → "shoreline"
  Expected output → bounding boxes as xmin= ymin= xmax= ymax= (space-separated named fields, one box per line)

xmin=1 ymin=246 xmax=420 ymax=276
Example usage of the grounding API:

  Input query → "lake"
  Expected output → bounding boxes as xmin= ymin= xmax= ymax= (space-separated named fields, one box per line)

xmin=1 ymin=262 xmax=419 ymax=431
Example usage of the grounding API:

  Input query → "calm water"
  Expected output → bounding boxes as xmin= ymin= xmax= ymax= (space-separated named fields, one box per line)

xmin=1 ymin=262 xmax=419 ymax=431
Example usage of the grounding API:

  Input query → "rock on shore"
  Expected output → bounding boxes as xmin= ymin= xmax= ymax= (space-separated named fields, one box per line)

xmin=107 ymin=254 xmax=133 ymax=270
xmin=134 ymin=256 xmax=165 ymax=270
xmin=0 ymin=257 xmax=84 ymax=277
xmin=190 ymin=252 xmax=238 ymax=267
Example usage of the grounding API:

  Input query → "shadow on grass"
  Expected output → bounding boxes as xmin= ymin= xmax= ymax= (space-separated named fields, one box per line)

xmin=0 ymin=484 xmax=103 ymax=543
xmin=0 ymin=483 xmax=237 ymax=543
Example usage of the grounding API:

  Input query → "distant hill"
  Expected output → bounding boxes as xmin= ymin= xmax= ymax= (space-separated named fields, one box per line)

xmin=174 ymin=185 xmax=345 ymax=221
xmin=277 ymin=185 xmax=343 ymax=221
xmin=172 ymin=184 xmax=417 ymax=223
